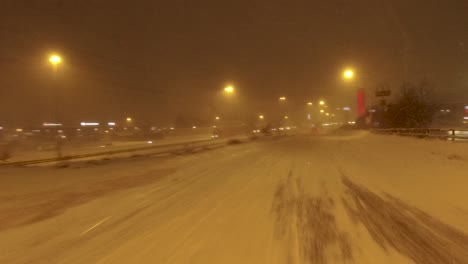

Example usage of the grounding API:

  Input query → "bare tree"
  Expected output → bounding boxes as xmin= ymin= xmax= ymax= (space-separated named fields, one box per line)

xmin=384 ymin=80 xmax=438 ymax=128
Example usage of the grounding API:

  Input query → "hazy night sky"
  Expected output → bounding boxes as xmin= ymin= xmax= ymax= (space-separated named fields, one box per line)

xmin=1 ymin=0 xmax=467 ymax=126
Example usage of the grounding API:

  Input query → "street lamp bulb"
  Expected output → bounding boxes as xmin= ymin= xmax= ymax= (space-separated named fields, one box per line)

xmin=307 ymin=102 xmax=313 ymax=106
xmin=319 ymin=100 xmax=325 ymax=106
xmin=343 ymin=69 xmax=354 ymax=79
xmin=279 ymin=96 xmax=286 ymax=101
xmin=215 ymin=116 xmax=220 ymax=120
xmin=224 ymin=86 xmax=234 ymax=93
xmin=320 ymin=109 xmax=325 ymax=113
xmin=284 ymin=116 xmax=288 ymax=119
xmin=126 ymin=117 xmax=132 ymax=122
xmin=49 ymin=55 xmax=62 ymax=65
xmin=259 ymin=115 xmax=264 ymax=119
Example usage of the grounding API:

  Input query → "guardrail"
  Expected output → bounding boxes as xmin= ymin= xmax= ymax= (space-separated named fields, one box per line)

xmin=371 ymin=128 xmax=468 ymax=141
xmin=0 ymin=137 xmax=241 ymax=166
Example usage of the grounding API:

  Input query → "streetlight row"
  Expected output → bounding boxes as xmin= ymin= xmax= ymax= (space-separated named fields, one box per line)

xmin=223 ymin=84 xmax=326 ymax=107
xmin=279 ymin=97 xmax=325 ymax=107
xmin=221 ymin=84 xmax=333 ymax=120
xmin=48 ymin=54 xmax=348 ymax=123
xmin=221 ymin=68 xmax=359 ymax=120
xmin=47 ymin=55 xmax=355 ymax=83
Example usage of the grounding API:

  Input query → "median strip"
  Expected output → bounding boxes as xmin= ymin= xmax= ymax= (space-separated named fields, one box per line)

xmin=0 ymin=137 xmax=245 ymax=166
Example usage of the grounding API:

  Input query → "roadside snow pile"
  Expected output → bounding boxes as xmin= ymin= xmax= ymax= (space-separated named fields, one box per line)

xmin=373 ymin=133 xmax=468 ymax=162
xmin=326 ymin=130 xmax=468 ymax=162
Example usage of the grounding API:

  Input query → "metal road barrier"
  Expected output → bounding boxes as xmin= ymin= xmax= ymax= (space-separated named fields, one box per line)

xmin=0 ymin=137 xmax=238 ymax=166
xmin=371 ymin=128 xmax=468 ymax=141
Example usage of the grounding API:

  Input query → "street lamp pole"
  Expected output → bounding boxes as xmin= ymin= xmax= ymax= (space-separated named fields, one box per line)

xmin=278 ymin=96 xmax=287 ymax=122
xmin=222 ymin=85 xmax=237 ymax=121
xmin=49 ymin=54 xmax=62 ymax=158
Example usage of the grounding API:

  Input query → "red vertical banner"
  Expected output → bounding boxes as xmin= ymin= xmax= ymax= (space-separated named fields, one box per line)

xmin=357 ymin=88 xmax=365 ymax=117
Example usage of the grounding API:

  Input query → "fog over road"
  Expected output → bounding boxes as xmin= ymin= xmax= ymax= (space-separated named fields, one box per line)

xmin=1 ymin=131 xmax=468 ymax=263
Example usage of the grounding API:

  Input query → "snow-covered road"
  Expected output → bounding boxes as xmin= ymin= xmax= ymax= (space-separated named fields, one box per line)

xmin=1 ymin=131 xmax=468 ymax=263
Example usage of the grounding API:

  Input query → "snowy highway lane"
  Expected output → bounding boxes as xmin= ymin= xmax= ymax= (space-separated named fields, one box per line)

xmin=1 ymin=131 xmax=468 ymax=263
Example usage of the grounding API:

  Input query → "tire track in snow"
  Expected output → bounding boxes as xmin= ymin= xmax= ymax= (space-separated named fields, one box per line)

xmin=272 ymin=171 xmax=353 ymax=264
xmin=341 ymin=176 xmax=468 ymax=264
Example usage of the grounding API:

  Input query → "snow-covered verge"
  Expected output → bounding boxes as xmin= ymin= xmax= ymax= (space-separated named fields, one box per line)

xmin=324 ymin=131 xmax=468 ymax=232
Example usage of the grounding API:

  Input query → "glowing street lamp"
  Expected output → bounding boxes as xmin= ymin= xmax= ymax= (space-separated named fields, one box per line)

xmin=126 ymin=117 xmax=132 ymax=122
xmin=49 ymin=54 xmax=62 ymax=65
xmin=215 ymin=116 xmax=220 ymax=120
xmin=259 ymin=115 xmax=264 ymax=120
xmin=279 ymin=96 xmax=286 ymax=101
xmin=319 ymin=100 xmax=325 ymax=106
xmin=320 ymin=109 xmax=325 ymax=113
xmin=343 ymin=69 xmax=354 ymax=80
xmin=307 ymin=102 xmax=313 ymax=106
xmin=224 ymin=86 xmax=234 ymax=94
xmin=284 ymin=115 xmax=288 ymax=119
